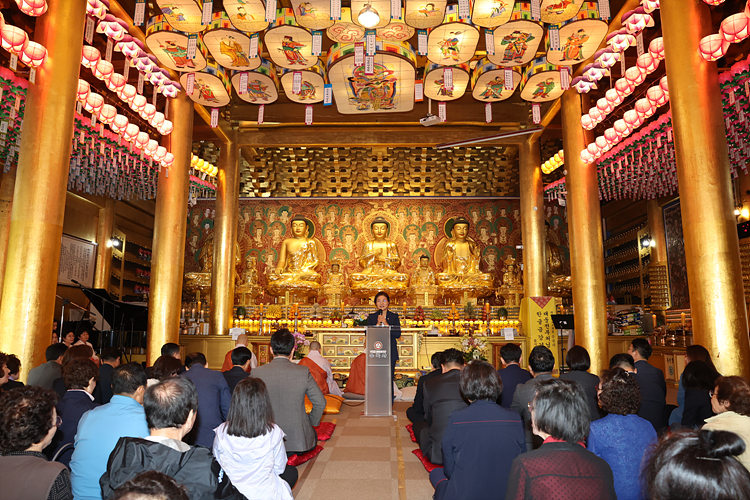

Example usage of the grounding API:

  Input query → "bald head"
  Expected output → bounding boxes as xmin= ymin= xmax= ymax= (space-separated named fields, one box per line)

xmin=235 ymin=334 xmax=247 ymax=347
xmin=309 ymin=341 xmax=321 ymax=351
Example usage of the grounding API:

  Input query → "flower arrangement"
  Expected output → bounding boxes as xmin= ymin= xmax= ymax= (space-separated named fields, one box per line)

xmin=430 ymin=308 xmax=444 ymax=320
xmin=413 ymin=306 xmax=426 ymax=322
xmin=329 ymin=310 xmax=342 ymax=321
xmin=292 ymin=331 xmax=310 ymax=360
xmin=460 ymin=333 xmax=488 ymax=363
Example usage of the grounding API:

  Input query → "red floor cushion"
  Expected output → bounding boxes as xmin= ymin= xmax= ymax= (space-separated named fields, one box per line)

xmin=405 ymin=423 xmax=417 ymax=443
xmin=287 ymin=445 xmax=324 ymax=466
xmin=412 ymin=448 xmax=443 ymax=472
xmin=314 ymin=422 xmax=337 ymax=441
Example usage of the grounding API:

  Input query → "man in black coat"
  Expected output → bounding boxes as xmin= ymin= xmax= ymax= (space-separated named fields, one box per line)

xmin=629 ymin=338 xmax=667 ymax=396
xmin=414 ymin=348 xmax=467 ymax=465
xmin=181 ymin=352 xmax=231 ymax=448
xmin=610 ymin=353 xmax=666 ymax=432
xmin=407 ymin=351 xmax=443 ymax=425
xmin=497 ymin=343 xmax=531 ymax=408
xmin=222 ymin=346 xmax=253 ymax=393
xmin=98 ymin=347 xmax=122 ymax=404
xmin=510 ymin=345 xmax=556 ymax=451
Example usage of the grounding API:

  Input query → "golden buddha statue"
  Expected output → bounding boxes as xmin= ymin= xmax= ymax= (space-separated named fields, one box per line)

xmin=496 ymin=254 xmax=523 ymax=306
xmin=322 ymin=259 xmax=349 ymax=307
xmin=236 ymin=253 xmax=262 ymax=302
xmin=349 ymin=217 xmax=408 ymax=298
xmin=184 ymin=236 xmax=214 ymax=294
xmin=437 ymin=217 xmax=494 ymax=300
xmin=409 ymin=254 xmax=437 ymax=306
xmin=266 ymin=216 xmax=322 ymax=298
xmin=546 ymin=221 xmax=572 ymax=296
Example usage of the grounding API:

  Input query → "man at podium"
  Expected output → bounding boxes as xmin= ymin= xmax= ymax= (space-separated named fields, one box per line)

xmin=366 ymin=291 xmax=401 ymax=400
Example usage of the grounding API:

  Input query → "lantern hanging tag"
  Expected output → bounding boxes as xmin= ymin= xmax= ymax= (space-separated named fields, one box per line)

xmin=560 ymin=68 xmax=570 ymax=90
xmin=187 ymin=34 xmax=198 ymax=60
xmin=138 ymin=72 xmax=145 ymax=94
xmin=443 ymin=67 xmax=453 ymax=91
xmin=531 ymin=0 xmax=541 ymax=21
xmin=365 ymin=55 xmax=374 ymax=75
xmin=134 ymin=0 xmax=146 ymax=26
xmin=549 ymin=26 xmax=560 ymax=51
xmin=164 ymin=96 xmax=169 ymax=118
xmin=366 ymin=30 xmax=376 ymax=55
xmin=415 ymin=80 xmax=424 ymax=102
xmin=458 ymin=0 xmax=469 ymax=19
xmin=250 ymin=34 xmax=259 ymax=58
xmin=29 ymin=68 xmax=35 ymax=84
xmin=124 ymin=58 xmax=130 ymax=80
xmin=600 ymin=0 xmax=610 ymax=20
xmin=330 ymin=0 xmax=341 ymax=20
xmin=106 ymin=38 xmax=113 ymax=62
xmin=239 ymin=72 xmax=248 ymax=94
xmin=85 ymin=16 xmax=95 ymax=44
xmin=186 ymin=73 xmax=195 ymax=96
xmin=9 ymin=54 xmax=17 ymax=72
xmin=504 ymin=69 xmax=513 ymax=90
xmin=438 ymin=102 xmax=446 ymax=122
xmin=391 ymin=0 xmax=401 ymax=19
xmin=312 ymin=31 xmax=322 ymax=56
xmin=324 ymin=83 xmax=333 ymax=106
xmin=485 ymin=103 xmax=492 ymax=124
xmin=486 ymin=30 xmax=495 ymax=56
xmin=152 ymin=85 xmax=158 ymax=106
xmin=292 ymin=71 xmax=302 ymax=94
xmin=636 ymin=33 xmax=644 ymax=57
xmin=76 ymin=101 xmax=83 ymax=115
xmin=620 ymin=52 xmax=626 ymax=76
xmin=418 ymin=30 xmax=428 ymax=55
xmin=532 ymin=103 xmax=541 ymax=124
xmin=266 ymin=0 xmax=277 ymax=23
xmin=202 ymin=1 xmax=213 ymax=25
xmin=305 ymin=105 xmax=313 ymax=126
xmin=354 ymin=42 xmax=364 ymax=66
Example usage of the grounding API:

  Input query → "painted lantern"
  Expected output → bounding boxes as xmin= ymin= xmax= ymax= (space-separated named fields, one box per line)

xmin=203 ymin=12 xmax=261 ymax=71
xmin=427 ymin=5 xmax=479 ymax=65
xmin=423 ymin=62 xmax=471 ymax=101
xmin=471 ymin=57 xmax=521 ymax=102
xmin=280 ymin=59 xmax=327 ymax=103
xmin=377 ymin=11 xmax=416 ymax=42
xmin=540 ymin=0 xmax=584 ymax=24
xmin=265 ymin=8 xmax=319 ymax=70
xmin=291 ymin=0 xmax=335 ymax=30
xmin=156 ymin=0 xmax=205 ymax=33
xmin=327 ymin=8 xmax=366 ymax=44
xmin=404 ymin=0 xmax=447 ymax=29
xmin=488 ymin=3 xmax=543 ymax=67
xmin=223 ymin=0 xmax=269 ymax=33
xmin=520 ymin=57 xmax=564 ymax=102
xmin=146 ymin=15 xmax=207 ymax=73
xmin=471 ymin=0 xmax=516 ymax=29
xmin=180 ymin=60 xmax=232 ymax=106
xmin=545 ymin=4 xmax=608 ymax=66
xmin=231 ymin=59 xmax=280 ymax=105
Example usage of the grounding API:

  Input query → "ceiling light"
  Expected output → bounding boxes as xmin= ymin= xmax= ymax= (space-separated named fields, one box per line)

xmin=358 ymin=3 xmax=380 ymax=28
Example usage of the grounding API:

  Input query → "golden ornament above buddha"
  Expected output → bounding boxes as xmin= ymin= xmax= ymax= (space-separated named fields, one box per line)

xmin=266 ymin=216 xmax=323 ymax=298
xmin=437 ymin=217 xmax=494 ymax=299
xmin=349 ymin=217 xmax=408 ymax=298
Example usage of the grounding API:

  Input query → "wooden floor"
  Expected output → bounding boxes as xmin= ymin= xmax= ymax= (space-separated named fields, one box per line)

xmin=292 ymin=401 xmax=433 ymax=500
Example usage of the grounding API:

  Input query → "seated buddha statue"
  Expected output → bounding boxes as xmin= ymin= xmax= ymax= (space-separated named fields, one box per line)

xmin=437 ymin=217 xmax=494 ymax=299
xmin=545 ymin=221 xmax=572 ymax=296
xmin=349 ymin=217 xmax=408 ymax=298
xmin=323 ymin=259 xmax=349 ymax=306
xmin=184 ymin=236 xmax=214 ymax=295
xmin=496 ymin=254 xmax=523 ymax=306
xmin=236 ymin=253 xmax=262 ymax=301
xmin=266 ymin=216 xmax=322 ymax=298
xmin=409 ymin=254 xmax=437 ymax=306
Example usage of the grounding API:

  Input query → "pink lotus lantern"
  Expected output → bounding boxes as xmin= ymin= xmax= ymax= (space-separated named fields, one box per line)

xmin=583 ymin=63 xmax=608 ymax=82
xmin=133 ymin=55 xmax=157 ymax=73
xmin=81 ymin=45 xmax=101 ymax=69
xmin=607 ymin=29 xmax=635 ymax=52
xmin=144 ymin=139 xmax=159 ymax=157
xmin=605 ymin=88 xmax=623 ymax=106
xmin=622 ymin=8 xmax=654 ymax=35
xmin=140 ymin=103 xmax=156 ymax=121
xmin=161 ymin=152 xmax=175 ymax=168
xmin=595 ymin=136 xmax=608 ymax=150
xmin=77 ymin=79 xmax=90 ymax=103
xmin=589 ymin=107 xmax=604 ymax=122
xmin=648 ymin=37 xmax=665 ymax=61
xmin=135 ymin=131 xmax=150 ymax=150
xmin=115 ymin=35 xmax=143 ymax=59
xmin=148 ymin=69 xmax=169 ymax=87
xmin=86 ymin=0 xmax=109 ymax=19
xmin=721 ymin=14 xmax=750 ymax=44
xmin=615 ymin=78 xmax=635 ymax=97
xmin=106 ymin=72 xmax=126 ymax=92
xmin=160 ymin=82 xmax=180 ymax=98
xmin=15 ymin=0 xmax=47 ymax=17
xmin=150 ymin=112 xmax=165 ymax=129
xmin=625 ymin=66 xmax=646 ymax=86
xmin=153 ymin=146 xmax=167 ymax=162
xmin=1 ymin=25 xmax=29 ymax=54
xmin=123 ymin=123 xmax=140 ymax=142
xmin=641 ymin=0 xmax=660 ymax=13
xmin=636 ymin=53 xmax=658 ymax=75
xmin=580 ymin=149 xmax=595 ymax=164
xmin=96 ymin=15 xmax=128 ymax=41
xmin=117 ymin=84 xmax=137 ymax=103
xmin=84 ymin=92 xmax=104 ymax=115
xmin=646 ymin=85 xmax=668 ymax=106
xmin=659 ymin=76 xmax=669 ymax=94
xmin=130 ymin=94 xmax=147 ymax=113
xmin=623 ymin=109 xmax=642 ymax=127
xmin=587 ymin=143 xmax=600 ymax=156
xmin=614 ymin=119 xmax=631 ymax=137
xmin=635 ymin=98 xmax=655 ymax=117
xmin=597 ymin=97 xmax=614 ymax=114
xmin=93 ymin=59 xmax=114 ymax=81
xmin=111 ymin=114 xmax=128 ymax=134
xmin=596 ymin=49 xmax=621 ymax=69
xmin=98 ymin=104 xmax=117 ymax=124
xmin=158 ymin=120 xmax=174 ymax=135
xmin=604 ymin=128 xmax=619 ymax=143
xmin=581 ymin=114 xmax=595 ymax=130
xmin=699 ymin=34 xmax=729 ymax=61
xmin=20 ymin=41 xmax=46 ymax=68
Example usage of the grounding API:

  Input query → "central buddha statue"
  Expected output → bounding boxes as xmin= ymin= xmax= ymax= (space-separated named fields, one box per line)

xmin=349 ymin=217 xmax=408 ymax=298
xmin=322 ymin=259 xmax=349 ymax=306
xmin=266 ymin=216 xmax=322 ymax=298
xmin=409 ymin=254 xmax=437 ymax=306
xmin=437 ymin=217 xmax=494 ymax=299
xmin=545 ymin=221 xmax=572 ymax=296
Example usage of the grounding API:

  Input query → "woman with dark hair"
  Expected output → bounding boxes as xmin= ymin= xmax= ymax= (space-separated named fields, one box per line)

xmin=366 ymin=290 xmax=401 ymax=400
xmin=0 ymin=351 xmax=9 ymax=392
xmin=682 ymin=360 xmax=721 ymax=428
xmin=148 ymin=355 xmax=184 ymax=386
xmin=505 ymin=378 xmax=616 ymax=500
xmin=642 ymin=429 xmax=750 ymax=500
xmin=588 ymin=368 xmax=657 ymax=500
xmin=429 ymin=360 xmax=525 ymax=500
xmin=703 ymin=376 xmax=750 ymax=470
xmin=52 ymin=344 xmax=102 ymax=402
xmin=559 ymin=345 xmax=601 ymax=421
xmin=670 ymin=345 xmax=717 ymax=425
xmin=212 ymin=377 xmax=297 ymax=499
xmin=0 ymin=385 xmax=72 ymax=500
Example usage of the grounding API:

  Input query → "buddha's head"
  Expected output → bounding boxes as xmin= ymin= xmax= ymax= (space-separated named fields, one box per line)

xmin=291 ymin=217 xmax=309 ymax=238
xmin=371 ymin=217 xmax=390 ymax=240
xmin=450 ymin=217 xmax=470 ymax=241
xmin=419 ymin=255 xmax=430 ymax=269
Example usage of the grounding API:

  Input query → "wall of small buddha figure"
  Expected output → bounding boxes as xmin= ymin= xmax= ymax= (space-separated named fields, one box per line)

xmin=184 ymin=198 xmax=569 ymax=302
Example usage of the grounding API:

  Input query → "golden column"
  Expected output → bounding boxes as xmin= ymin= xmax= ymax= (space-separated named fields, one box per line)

xmin=646 ymin=200 xmax=668 ymax=264
xmin=561 ymin=90 xmax=608 ymax=372
xmin=0 ymin=166 xmax=17 ymax=305
xmin=210 ymin=135 xmax=239 ymax=335
xmin=146 ymin=92 xmax=194 ymax=365
xmin=519 ymin=138 xmax=547 ymax=297
xmin=94 ymin=199 xmax=115 ymax=289
xmin=0 ymin=0 xmax=86 ymax=378
xmin=662 ymin=0 xmax=749 ymax=377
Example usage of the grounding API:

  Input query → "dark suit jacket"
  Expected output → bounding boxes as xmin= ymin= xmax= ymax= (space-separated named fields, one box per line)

xmin=421 ymin=369 xmax=468 ymax=464
xmin=52 ymin=376 xmax=103 ymax=404
xmin=181 ymin=365 xmax=232 ymax=448
xmin=366 ymin=310 xmax=401 ymax=361
xmin=2 ymin=379 xmax=24 ymax=391
xmin=510 ymin=373 xmax=555 ymax=450
xmin=408 ymin=368 xmax=443 ymax=424
xmin=560 ymin=370 xmax=601 ymax=422
xmin=682 ymin=387 xmax=714 ymax=428
xmin=99 ymin=363 xmax=115 ymax=404
xmin=633 ymin=372 xmax=666 ymax=432
xmin=635 ymin=359 xmax=667 ymax=396
xmin=223 ymin=365 xmax=251 ymax=393
xmin=26 ymin=361 xmax=62 ymax=389
xmin=497 ymin=364 xmax=532 ymax=408
xmin=48 ymin=390 xmax=99 ymax=467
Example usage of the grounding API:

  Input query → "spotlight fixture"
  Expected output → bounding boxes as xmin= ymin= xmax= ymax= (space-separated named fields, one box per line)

xmin=641 ymin=237 xmax=652 ymax=249
xmin=735 ymin=207 xmax=742 ymax=216
xmin=743 ymin=208 xmax=749 ymax=219
xmin=358 ymin=2 xmax=380 ymax=28
xmin=107 ymin=237 xmax=121 ymax=248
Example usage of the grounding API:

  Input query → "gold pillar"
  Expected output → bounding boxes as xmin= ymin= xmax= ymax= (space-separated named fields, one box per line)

xmin=146 ymin=92 xmax=193 ymax=365
xmin=662 ymin=0 xmax=749 ymax=377
xmin=0 ymin=166 xmax=17 ymax=305
xmin=210 ymin=136 xmax=239 ymax=335
xmin=646 ymin=200 xmax=668 ymax=264
xmin=519 ymin=138 xmax=547 ymax=297
xmin=94 ymin=199 xmax=115 ymax=289
xmin=0 ymin=0 xmax=86 ymax=379
xmin=561 ymin=90 xmax=608 ymax=372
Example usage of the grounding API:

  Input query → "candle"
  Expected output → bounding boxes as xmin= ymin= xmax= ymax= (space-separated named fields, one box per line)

xmin=652 ymin=314 xmax=657 ymax=329
xmin=260 ymin=303 xmax=264 ymax=315
xmin=681 ymin=312 xmax=686 ymax=328
xmin=403 ymin=302 xmax=407 ymax=317
xmin=451 ymin=302 xmax=456 ymax=319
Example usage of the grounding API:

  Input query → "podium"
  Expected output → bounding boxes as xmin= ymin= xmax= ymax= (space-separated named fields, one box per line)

xmin=364 ymin=325 xmax=392 ymax=417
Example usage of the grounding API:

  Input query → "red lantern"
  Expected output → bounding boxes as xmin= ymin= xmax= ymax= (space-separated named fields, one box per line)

xmin=1 ymin=25 xmax=29 ymax=54
xmin=589 ymin=107 xmax=604 ymax=122
xmin=604 ymin=128 xmax=619 ymax=143
xmin=118 ymin=84 xmax=137 ymax=103
xmin=581 ymin=114 xmax=595 ymax=130
xmin=106 ymin=72 xmax=126 ymax=93
xmin=648 ymin=37 xmax=665 ymax=61
xmin=605 ymin=89 xmax=623 ymax=108
xmin=635 ymin=98 xmax=655 ymax=118
xmin=597 ymin=98 xmax=613 ymax=114
xmin=84 ymin=92 xmax=104 ymax=115
xmin=614 ymin=119 xmax=631 ymax=136
xmin=615 ymin=78 xmax=635 ymax=97
xmin=14 ymin=0 xmax=47 ymax=17
xmin=646 ymin=85 xmax=668 ymax=106
xmin=93 ymin=59 xmax=114 ymax=81
xmin=140 ymin=103 xmax=156 ymax=121
xmin=150 ymin=111 xmax=165 ymax=129
xmin=19 ymin=41 xmax=46 ymax=68
xmin=158 ymin=120 xmax=174 ymax=136
xmin=625 ymin=66 xmax=646 ymax=86
xmin=123 ymin=123 xmax=140 ymax=142
xmin=130 ymin=94 xmax=147 ymax=113
xmin=77 ymin=79 xmax=90 ymax=103
xmin=111 ymin=114 xmax=129 ymax=134
xmin=721 ymin=14 xmax=750 ymax=43
xmin=698 ymin=34 xmax=728 ymax=62
xmin=636 ymin=53 xmax=658 ymax=75
xmin=81 ymin=45 xmax=101 ymax=69
xmin=98 ymin=104 xmax=117 ymax=125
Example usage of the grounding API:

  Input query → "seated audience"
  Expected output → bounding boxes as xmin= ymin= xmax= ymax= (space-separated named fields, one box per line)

xmin=52 ymin=344 xmax=102 ymax=402
xmin=0 ymin=386 xmax=72 ymax=500
xmin=670 ymin=345 xmax=717 ymax=425
xmin=703 ymin=376 xmax=750 ymax=470
xmin=98 ymin=347 xmax=122 ymax=404
xmin=222 ymin=347 xmax=253 ymax=393
xmin=251 ymin=329 xmax=325 ymax=455
xmin=497 ymin=343 xmax=531 ymax=408
xmin=511 ymin=345 xmax=556 ymax=450
xmin=343 ymin=352 xmax=366 ymax=399
xmin=100 ymin=377 xmax=247 ymax=500
xmin=181 ymin=352 xmax=231 ymax=448
xmin=27 ymin=343 xmax=67 ymax=389
xmin=74 ymin=328 xmax=95 ymax=351
xmin=682 ymin=360 xmax=720 ymax=428
xmin=112 ymin=471 xmax=188 ymax=500
xmin=407 ymin=351 xmax=443 ymax=425
xmin=149 ymin=355 xmax=184 ymax=386
xmin=629 ymin=338 xmax=666 ymax=396
xmin=505 ymin=378 xmax=617 ymax=500
xmin=301 ymin=340 xmax=344 ymax=397
xmin=430 ymin=360 xmax=525 ymax=500
xmin=0 ymin=351 xmax=9 ymax=392
xmin=560 ymin=345 xmax=600 ymax=422
xmin=221 ymin=334 xmax=257 ymax=372
xmin=48 ymin=358 xmax=100 ymax=467
xmin=642 ymin=429 xmax=750 ymax=500
xmin=145 ymin=343 xmax=185 ymax=379
xmin=70 ymin=363 xmax=150 ymax=500
xmin=588 ymin=367 xmax=657 ymax=500
xmin=297 ymin=343 xmax=330 ymax=395
xmin=4 ymin=353 xmax=24 ymax=391
xmin=610 ymin=353 xmax=666 ymax=432
xmin=213 ymin=377 xmax=298 ymax=499
xmin=414 ymin=348 xmax=467 ymax=465
xmin=61 ymin=330 xmax=75 ymax=348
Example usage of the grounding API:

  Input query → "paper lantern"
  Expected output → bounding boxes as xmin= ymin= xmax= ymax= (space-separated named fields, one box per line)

xmin=179 ymin=61 xmax=233 ymax=107
xmin=140 ymin=103 xmax=156 ymax=121
xmin=123 ymin=123 xmax=140 ymax=142
xmin=597 ymin=97 xmax=613 ymax=114
xmin=615 ymin=77 xmax=634 ymax=97
xmin=77 ymin=80 xmax=91 ymax=103
xmin=403 ymin=0 xmax=447 ymax=30
xmin=111 ymin=114 xmax=128 ymax=133
xmin=1 ymin=25 xmax=29 ymax=54
xmin=540 ymin=0 xmax=583 ymax=24
xmin=623 ymin=109 xmax=642 ymax=127
xmin=231 ymin=58 xmax=280 ymax=105
xmin=595 ymin=49 xmax=621 ymax=69
xmin=161 ymin=152 xmax=175 ymax=168
xmin=84 ymin=92 xmax=104 ymax=115
xmin=587 ymin=143 xmax=600 ymax=156
xmin=720 ymin=14 xmax=750 ymax=44
xmin=150 ymin=112 xmax=165 ymax=129
xmin=156 ymin=0 xmax=205 ymax=33
xmin=488 ymin=19 xmax=545 ymax=68
xmin=20 ymin=41 xmax=47 ymax=68
xmin=160 ymin=81 xmax=180 ymax=98
xmin=148 ymin=69 xmax=169 ymax=87
xmin=222 ymin=0 xmax=269 ymax=32
xmin=203 ymin=12 xmax=262 ymax=71
xmin=659 ymin=75 xmax=669 ymax=94
xmin=130 ymin=94 xmax=147 ymax=113
xmin=572 ymin=76 xmax=596 ymax=93
xmin=469 ymin=57 xmax=521 ymax=103
xmin=703 ymin=0 xmax=725 ymax=4
xmin=265 ymin=9 xmax=319 ymax=70
xmin=115 ymin=36 xmax=144 ymax=59
xmin=614 ymin=119 xmax=631 ymax=136
xmin=420 ymin=62 xmax=470 ymax=102
xmin=98 ymin=104 xmax=117 ymax=124
xmin=607 ymin=30 xmax=635 ymax=52
xmin=469 ymin=0 xmax=513 ymax=29
xmin=635 ymin=98 xmax=655 ymax=118
xmin=146 ymin=15 xmax=207 ymax=73
xmin=648 ymin=37 xmax=665 ymax=61
xmin=15 ymin=0 xmax=47 ymax=17
xmin=144 ymin=139 xmax=159 ymax=156
xmin=605 ymin=88 xmax=623 ymax=106
xmin=326 ymin=7 xmax=366 ymax=44
xmin=377 ymin=16 xmax=416 ymax=43
xmin=625 ymin=65 xmax=645 ymax=86
xmin=581 ymin=114 xmax=595 ymax=130
xmin=589 ymin=107 xmax=604 ymax=122
xmin=106 ymin=72 xmax=126 ymax=92
xmin=595 ymin=136 xmax=608 ymax=150
xmin=133 ymin=54 xmax=158 ymax=73
xmin=153 ymin=146 xmax=167 ymax=162
xmin=118 ymin=84 xmax=137 ymax=103
xmin=96 ymin=15 xmax=129 ymax=41
xmin=604 ymin=128 xmax=619 ymax=142
xmin=582 ymin=62 xmax=608 ymax=82
xmin=580 ymin=149 xmax=595 ymax=164
xmin=86 ymin=0 xmax=108 ymax=19
xmin=81 ymin=45 xmax=101 ymax=69
xmin=288 ymin=0 xmax=335 ymax=30
xmin=280 ymin=59 xmax=329 ymax=104
xmin=646 ymin=85 xmax=668 ymax=106
xmin=158 ymin=120 xmax=174 ymax=135
xmin=636 ymin=53 xmax=658 ymax=74
xmin=622 ymin=7 xmax=654 ymax=35
xmin=546 ymin=4 xmax=609 ymax=67
xmin=520 ymin=57 xmax=565 ymax=103
xmin=641 ymin=0 xmax=660 ymax=13
xmin=426 ymin=5 xmax=480 ymax=66
xmin=93 ymin=59 xmax=115 ymax=81
xmin=135 ymin=131 xmax=150 ymax=149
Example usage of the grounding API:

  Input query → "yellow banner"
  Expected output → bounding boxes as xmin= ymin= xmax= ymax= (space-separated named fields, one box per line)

xmin=521 ymin=296 xmax=558 ymax=362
